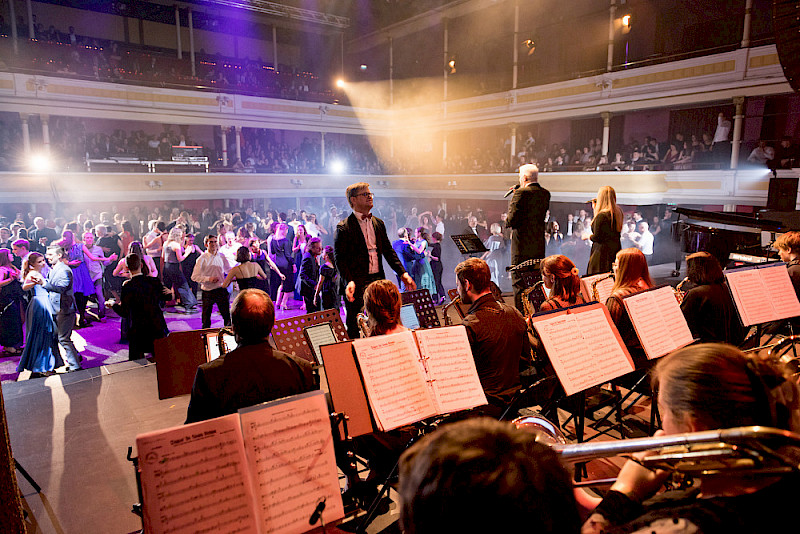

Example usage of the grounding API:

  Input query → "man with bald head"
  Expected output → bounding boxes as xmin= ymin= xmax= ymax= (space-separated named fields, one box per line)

xmin=185 ymin=289 xmax=316 ymax=423
xmin=507 ymin=164 xmax=550 ymax=311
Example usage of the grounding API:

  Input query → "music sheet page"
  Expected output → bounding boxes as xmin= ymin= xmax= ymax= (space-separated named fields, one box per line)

xmin=533 ymin=306 xmax=634 ymax=396
xmin=352 ymin=332 xmax=437 ymax=431
xmin=136 ymin=414 xmax=259 ymax=534
xmin=580 ymin=273 xmax=614 ymax=304
xmin=413 ymin=326 xmax=488 ymax=414
xmin=623 ymin=286 xmax=694 ymax=359
xmin=725 ymin=268 xmax=773 ymax=326
xmin=239 ymin=391 xmax=344 ymax=534
xmin=760 ymin=264 xmax=800 ymax=321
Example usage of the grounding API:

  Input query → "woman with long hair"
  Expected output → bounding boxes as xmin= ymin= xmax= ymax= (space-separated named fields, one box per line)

xmin=292 ymin=224 xmax=308 ymax=301
xmin=314 ymin=245 xmax=340 ymax=311
xmin=585 ymin=344 xmax=800 ymax=533
xmin=363 ymin=279 xmax=406 ymax=337
xmin=114 ymin=241 xmax=157 ymax=278
xmin=270 ymin=222 xmax=295 ymax=310
xmin=57 ymin=227 xmax=96 ymax=327
xmin=606 ymin=248 xmax=653 ymax=359
xmin=539 ymin=255 xmax=585 ymax=311
xmin=16 ymin=252 xmax=62 ymax=377
xmin=161 ymin=227 xmax=198 ymax=313
xmin=587 ymin=186 xmax=623 ymax=274
xmin=412 ymin=226 xmax=436 ymax=297
xmin=0 ymin=249 xmax=24 ymax=354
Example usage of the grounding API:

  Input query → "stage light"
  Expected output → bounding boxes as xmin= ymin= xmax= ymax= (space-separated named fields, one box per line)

xmin=336 ymin=79 xmax=345 ymax=88
xmin=522 ymin=39 xmax=536 ymax=56
xmin=447 ymin=58 xmax=456 ymax=74
xmin=360 ymin=64 xmax=367 ymax=71
xmin=330 ymin=160 xmax=346 ymax=174
xmin=29 ymin=153 xmax=51 ymax=173
xmin=622 ymin=14 xmax=631 ymax=27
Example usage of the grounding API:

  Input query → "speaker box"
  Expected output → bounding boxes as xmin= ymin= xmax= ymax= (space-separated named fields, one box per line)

xmin=774 ymin=1 xmax=800 ymax=92
xmin=767 ymin=177 xmax=798 ymax=211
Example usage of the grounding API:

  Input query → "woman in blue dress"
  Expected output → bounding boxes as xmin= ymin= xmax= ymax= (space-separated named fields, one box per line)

xmin=412 ymin=227 xmax=437 ymax=298
xmin=17 ymin=252 xmax=63 ymax=378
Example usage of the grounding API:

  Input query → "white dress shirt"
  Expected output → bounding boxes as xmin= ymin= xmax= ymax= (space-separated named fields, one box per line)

xmin=354 ymin=210 xmax=379 ymax=274
xmin=191 ymin=251 xmax=232 ymax=291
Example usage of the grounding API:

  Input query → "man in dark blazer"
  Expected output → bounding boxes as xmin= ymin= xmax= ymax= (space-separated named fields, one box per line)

xmin=507 ymin=164 xmax=550 ymax=311
xmin=43 ymin=245 xmax=83 ymax=371
xmin=299 ymin=237 xmax=322 ymax=313
xmin=335 ymin=182 xmax=416 ymax=339
xmin=392 ymin=227 xmax=424 ymax=290
xmin=185 ymin=289 xmax=316 ymax=424
xmin=112 ymin=253 xmax=170 ymax=361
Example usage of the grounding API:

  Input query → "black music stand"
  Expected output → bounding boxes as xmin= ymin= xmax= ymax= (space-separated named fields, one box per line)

xmin=450 ymin=234 xmax=487 ymax=256
xmin=401 ymin=289 xmax=440 ymax=328
xmin=272 ymin=309 xmax=349 ymax=363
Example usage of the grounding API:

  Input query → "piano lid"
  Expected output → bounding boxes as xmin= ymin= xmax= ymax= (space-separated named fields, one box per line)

xmin=673 ymin=207 xmax=786 ymax=233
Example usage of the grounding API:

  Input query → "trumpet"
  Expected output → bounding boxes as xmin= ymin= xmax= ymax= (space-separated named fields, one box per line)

xmin=443 ymin=296 xmax=461 ymax=326
xmin=674 ymin=276 xmax=689 ymax=304
xmin=514 ymin=415 xmax=800 ymax=484
xmin=590 ymin=273 xmax=614 ymax=301
xmin=768 ymin=335 xmax=800 ymax=377
xmin=356 ymin=312 xmax=370 ymax=338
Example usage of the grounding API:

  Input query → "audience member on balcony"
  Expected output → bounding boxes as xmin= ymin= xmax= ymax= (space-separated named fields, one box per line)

xmin=772 ymin=136 xmax=799 ymax=170
xmin=712 ymin=112 xmax=732 ymax=165
xmin=747 ymin=140 xmax=775 ymax=166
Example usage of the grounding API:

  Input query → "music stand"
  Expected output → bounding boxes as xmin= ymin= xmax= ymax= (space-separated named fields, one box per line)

xmin=401 ymin=289 xmax=440 ymax=328
xmin=450 ymin=234 xmax=487 ymax=255
xmin=153 ymin=327 xmax=224 ymax=400
xmin=272 ymin=309 xmax=349 ymax=363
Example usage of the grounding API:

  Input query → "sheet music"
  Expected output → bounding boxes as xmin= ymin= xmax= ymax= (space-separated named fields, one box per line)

xmin=533 ymin=306 xmax=634 ymax=396
xmin=136 ymin=414 xmax=259 ymax=534
xmin=304 ymin=323 xmax=336 ymax=363
xmin=760 ymin=264 xmax=800 ymax=320
xmin=726 ymin=267 xmax=779 ymax=326
xmin=580 ymin=273 xmax=614 ymax=304
xmin=240 ymin=391 xmax=344 ymax=534
xmin=413 ymin=326 xmax=488 ymax=414
xmin=623 ymin=286 xmax=694 ymax=359
xmin=352 ymin=332 xmax=438 ymax=431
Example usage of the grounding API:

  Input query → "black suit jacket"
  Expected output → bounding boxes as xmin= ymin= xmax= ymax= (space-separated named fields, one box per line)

xmin=334 ymin=213 xmax=406 ymax=287
xmin=185 ymin=342 xmax=316 ymax=424
xmin=299 ymin=251 xmax=319 ymax=297
xmin=506 ymin=183 xmax=550 ymax=261
xmin=112 ymin=275 xmax=169 ymax=346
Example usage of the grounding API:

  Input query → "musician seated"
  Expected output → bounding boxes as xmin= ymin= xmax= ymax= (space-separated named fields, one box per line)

xmin=775 ymin=230 xmax=800 ymax=299
xmin=606 ymin=248 xmax=653 ymax=362
xmin=185 ymin=289 xmax=317 ymax=424
xmin=362 ymin=279 xmax=407 ymax=336
xmin=680 ymin=252 xmax=744 ymax=344
xmin=539 ymin=255 xmax=586 ymax=311
xmin=583 ymin=343 xmax=800 ymax=534
xmin=399 ymin=417 xmax=580 ymax=534
xmin=456 ymin=257 xmax=530 ymax=417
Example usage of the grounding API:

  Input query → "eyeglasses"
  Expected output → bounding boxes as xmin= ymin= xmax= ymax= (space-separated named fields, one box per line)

xmin=352 ymin=192 xmax=374 ymax=198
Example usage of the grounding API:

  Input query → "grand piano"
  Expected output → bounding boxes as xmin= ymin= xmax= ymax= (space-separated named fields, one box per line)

xmin=671 ymin=207 xmax=789 ymax=275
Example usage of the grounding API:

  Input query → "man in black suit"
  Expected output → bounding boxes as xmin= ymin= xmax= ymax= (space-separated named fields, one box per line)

xmin=299 ymin=237 xmax=322 ymax=313
xmin=392 ymin=228 xmax=424 ymax=290
xmin=335 ymin=182 xmax=416 ymax=339
xmin=112 ymin=253 xmax=170 ymax=361
xmin=185 ymin=289 xmax=316 ymax=424
xmin=507 ymin=164 xmax=550 ymax=311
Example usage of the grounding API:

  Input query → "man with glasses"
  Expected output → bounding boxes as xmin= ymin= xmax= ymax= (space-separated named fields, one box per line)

xmin=334 ymin=182 xmax=416 ymax=338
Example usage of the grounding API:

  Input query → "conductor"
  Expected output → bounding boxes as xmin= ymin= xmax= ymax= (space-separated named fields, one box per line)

xmin=334 ymin=182 xmax=416 ymax=339
xmin=507 ymin=164 xmax=550 ymax=311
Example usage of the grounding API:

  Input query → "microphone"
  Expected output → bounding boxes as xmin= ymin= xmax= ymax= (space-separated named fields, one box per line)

xmin=504 ymin=184 xmax=520 ymax=198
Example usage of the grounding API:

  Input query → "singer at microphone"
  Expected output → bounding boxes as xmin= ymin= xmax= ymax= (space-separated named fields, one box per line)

xmin=503 ymin=184 xmax=520 ymax=198
xmin=506 ymin=164 xmax=550 ymax=312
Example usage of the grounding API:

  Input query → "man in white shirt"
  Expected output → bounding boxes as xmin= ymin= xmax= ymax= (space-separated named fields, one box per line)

xmin=192 ymin=235 xmax=232 ymax=329
xmin=631 ymin=221 xmax=654 ymax=261
xmin=712 ymin=112 xmax=732 ymax=166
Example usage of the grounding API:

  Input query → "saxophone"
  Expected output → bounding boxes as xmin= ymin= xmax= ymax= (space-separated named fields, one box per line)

xmin=442 ymin=296 xmax=461 ymax=326
xmin=674 ymin=277 xmax=689 ymax=304
xmin=591 ymin=273 xmax=614 ymax=301
xmin=356 ymin=312 xmax=370 ymax=338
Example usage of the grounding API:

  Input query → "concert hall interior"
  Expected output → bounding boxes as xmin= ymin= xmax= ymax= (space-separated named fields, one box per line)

xmin=2 ymin=1 xmax=800 ymax=533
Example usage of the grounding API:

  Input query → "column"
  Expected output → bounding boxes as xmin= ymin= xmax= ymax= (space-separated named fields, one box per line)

xmin=512 ymin=0 xmax=519 ymax=89
xmin=221 ymin=127 xmax=228 ymax=167
xmin=607 ymin=0 xmax=617 ymax=72
xmin=188 ymin=8 xmax=196 ymax=77
xmin=510 ymin=124 xmax=517 ymax=162
xmin=741 ymin=0 xmax=753 ymax=48
xmin=442 ymin=132 xmax=448 ymax=162
xmin=443 ymin=18 xmax=449 ymax=102
xmin=9 ymin=0 xmax=18 ymax=53
xmin=175 ymin=5 xmax=182 ymax=59
xmin=26 ymin=0 xmax=34 ymax=39
xmin=601 ymin=112 xmax=611 ymax=157
xmin=272 ymin=26 xmax=278 ymax=69
xmin=20 ymin=114 xmax=31 ymax=154
xmin=321 ymin=132 xmax=326 ymax=167
xmin=41 ymin=114 xmax=50 ymax=154
xmin=730 ymin=96 xmax=745 ymax=169
xmin=389 ymin=37 xmax=394 ymax=107
xmin=234 ymin=126 xmax=242 ymax=163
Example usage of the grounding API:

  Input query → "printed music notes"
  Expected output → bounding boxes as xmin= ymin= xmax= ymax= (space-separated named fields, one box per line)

xmin=580 ymin=273 xmax=615 ymax=304
xmin=531 ymin=303 xmax=634 ymax=396
xmin=725 ymin=263 xmax=800 ymax=326
xmin=136 ymin=391 xmax=344 ymax=534
xmin=351 ymin=326 xmax=487 ymax=431
xmin=623 ymin=286 xmax=694 ymax=359
xmin=137 ymin=414 xmax=259 ymax=534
